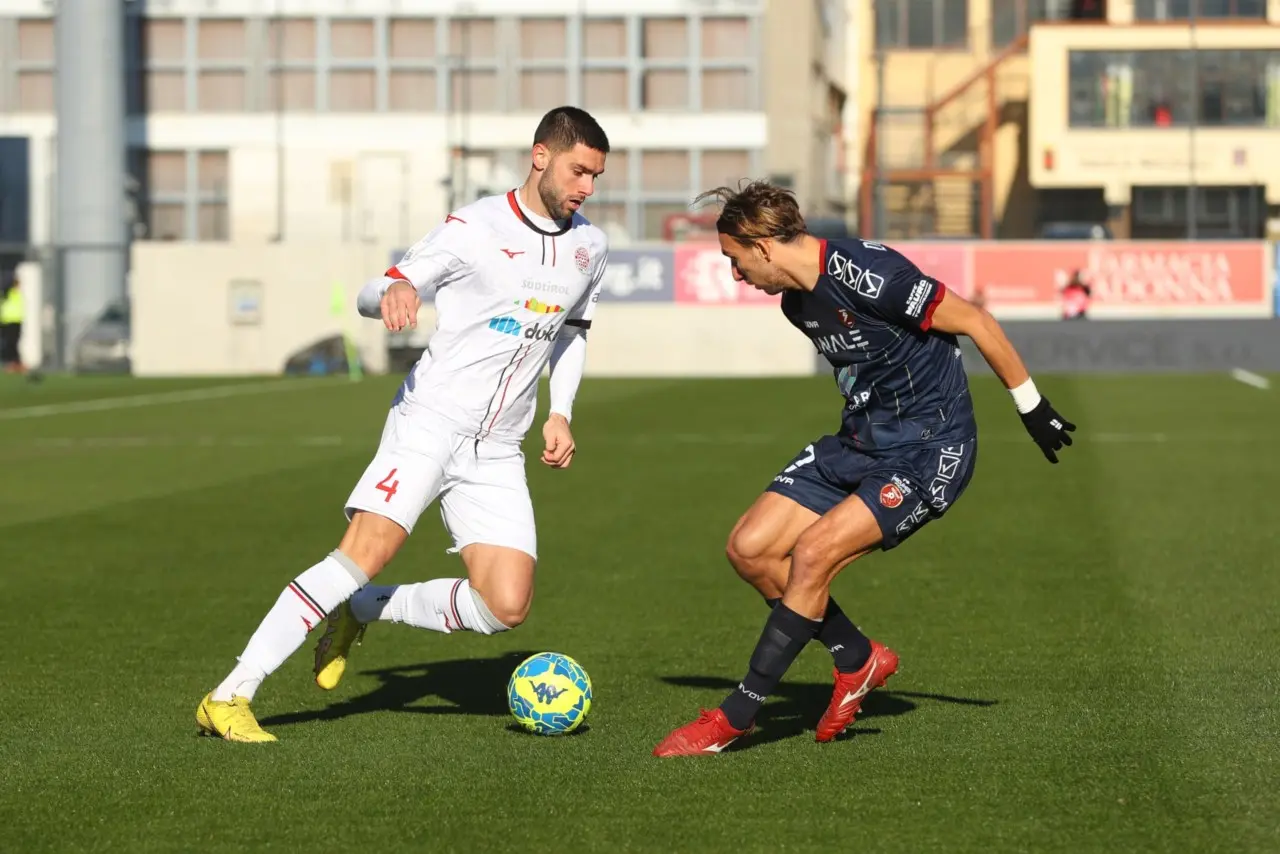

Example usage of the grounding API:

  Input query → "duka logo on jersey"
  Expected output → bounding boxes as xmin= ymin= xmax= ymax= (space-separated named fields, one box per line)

xmin=827 ymin=250 xmax=885 ymax=300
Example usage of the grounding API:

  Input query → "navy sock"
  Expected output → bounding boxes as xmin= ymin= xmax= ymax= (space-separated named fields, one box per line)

xmin=720 ymin=603 xmax=821 ymax=730
xmin=767 ymin=596 xmax=871 ymax=673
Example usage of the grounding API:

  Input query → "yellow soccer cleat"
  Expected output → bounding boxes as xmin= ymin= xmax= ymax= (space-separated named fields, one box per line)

xmin=313 ymin=601 xmax=366 ymax=690
xmin=195 ymin=693 xmax=277 ymax=743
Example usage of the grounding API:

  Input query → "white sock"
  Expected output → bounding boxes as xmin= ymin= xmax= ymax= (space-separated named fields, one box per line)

xmin=349 ymin=578 xmax=509 ymax=635
xmin=212 ymin=550 xmax=369 ymax=702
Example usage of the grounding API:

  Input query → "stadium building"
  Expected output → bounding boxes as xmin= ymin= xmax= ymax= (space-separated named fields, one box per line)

xmin=853 ymin=0 xmax=1280 ymax=239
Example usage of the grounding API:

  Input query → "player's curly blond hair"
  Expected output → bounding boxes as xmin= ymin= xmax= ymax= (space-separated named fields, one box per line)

xmin=693 ymin=180 xmax=807 ymax=245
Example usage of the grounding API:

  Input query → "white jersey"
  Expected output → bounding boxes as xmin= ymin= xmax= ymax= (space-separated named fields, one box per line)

xmin=364 ymin=190 xmax=608 ymax=443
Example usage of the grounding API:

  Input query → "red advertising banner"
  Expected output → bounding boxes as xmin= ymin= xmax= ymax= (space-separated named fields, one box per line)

xmin=670 ymin=240 xmax=1271 ymax=317
xmin=673 ymin=244 xmax=781 ymax=305
xmin=892 ymin=243 xmax=972 ymax=299
xmin=971 ymin=242 xmax=1268 ymax=315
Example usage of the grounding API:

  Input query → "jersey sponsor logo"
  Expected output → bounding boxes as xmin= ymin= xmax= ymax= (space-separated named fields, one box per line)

xmin=905 ymin=279 xmax=933 ymax=318
xmin=837 ymin=308 xmax=856 ymax=328
xmin=500 ymin=248 xmax=525 ymax=259
xmin=815 ymin=332 xmax=866 ymax=355
xmin=574 ymin=246 xmax=590 ymax=273
xmin=519 ymin=297 xmax=565 ymax=314
xmin=523 ymin=278 xmax=571 ymax=297
xmin=890 ymin=474 xmax=914 ymax=497
xmin=488 ymin=315 xmax=522 ymax=336
xmin=827 ymin=249 xmax=885 ymax=300
xmin=488 ymin=314 xmax=559 ymax=341
xmin=879 ymin=482 xmax=905 ymax=509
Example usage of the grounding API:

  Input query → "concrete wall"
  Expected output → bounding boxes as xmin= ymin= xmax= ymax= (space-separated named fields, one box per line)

xmin=128 ymin=241 xmax=816 ymax=378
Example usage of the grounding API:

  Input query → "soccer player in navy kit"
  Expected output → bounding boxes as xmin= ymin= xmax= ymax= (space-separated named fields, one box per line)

xmin=654 ymin=182 xmax=1075 ymax=757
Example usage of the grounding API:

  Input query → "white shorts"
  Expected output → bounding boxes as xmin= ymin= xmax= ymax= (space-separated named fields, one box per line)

xmin=344 ymin=405 xmax=537 ymax=559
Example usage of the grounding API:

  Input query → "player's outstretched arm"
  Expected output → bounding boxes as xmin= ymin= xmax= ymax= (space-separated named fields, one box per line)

xmin=929 ymin=290 xmax=1076 ymax=464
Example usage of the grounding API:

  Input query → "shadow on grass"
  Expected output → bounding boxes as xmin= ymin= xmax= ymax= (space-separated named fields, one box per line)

xmin=659 ymin=674 xmax=998 ymax=750
xmin=259 ymin=651 xmax=536 ymax=728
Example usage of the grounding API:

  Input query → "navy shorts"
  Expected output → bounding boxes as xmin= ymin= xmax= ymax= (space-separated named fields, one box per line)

xmin=765 ymin=434 xmax=978 ymax=550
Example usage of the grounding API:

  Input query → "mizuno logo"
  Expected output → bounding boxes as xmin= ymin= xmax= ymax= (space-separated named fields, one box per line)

xmin=839 ymin=661 xmax=879 ymax=708
xmin=530 ymin=681 xmax=568 ymax=704
xmin=501 ymin=248 xmax=525 ymax=258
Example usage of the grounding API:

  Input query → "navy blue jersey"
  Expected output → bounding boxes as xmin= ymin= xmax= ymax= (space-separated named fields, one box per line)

xmin=782 ymin=237 xmax=976 ymax=452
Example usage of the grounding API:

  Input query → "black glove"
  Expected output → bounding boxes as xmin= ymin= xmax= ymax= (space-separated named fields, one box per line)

xmin=1020 ymin=397 xmax=1076 ymax=464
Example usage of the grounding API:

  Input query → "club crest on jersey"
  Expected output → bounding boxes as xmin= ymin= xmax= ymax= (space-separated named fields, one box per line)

xmin=837 ymin=309 xmax=856 ymax=328
xmin=879 ymin=482 xmax=905 ymax=509
xmin=574 ymin=246 xmax=590 ymax=273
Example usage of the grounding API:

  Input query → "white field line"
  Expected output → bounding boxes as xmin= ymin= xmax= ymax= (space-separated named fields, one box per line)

xmin=1229 ymin=368 xmax=1271 ymax=390
xmin=0 ymin=378 xmax=337 ymax=421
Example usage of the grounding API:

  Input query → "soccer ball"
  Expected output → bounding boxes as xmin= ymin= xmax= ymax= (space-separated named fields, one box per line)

xmin=507 ymin=652 xmax=592 ymax=735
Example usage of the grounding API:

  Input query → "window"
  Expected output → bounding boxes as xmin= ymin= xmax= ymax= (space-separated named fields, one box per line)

xmin=13 ymin=18 xmax=54 ymax=112
xmin=520 ymin=18 xmax=566 ymax=60
xmin=874 ymin=0 xmax=968 ymax=49
xmin=1134 ymin=0 xmax=1265 ymax=18
xmin=389 ymin=18 xmax=437 ymax=112
xmin=990 ymin=0 xmax=1078 ymax=49
xmin=643 ymin=70 xmax=688 ymax=110
xmin=642 ymin=18 xmax=688 ymax=60
xmin=583 ymin=69 xmax=628 ymax=110
xmin=389 ymin=71 xmax=437 ymax=111
xmin=389 ymin=18 xmax=436 ymax=59
xmin=330 ymin=71 xmax=376 ymax=111
xmin=1068 ymin=50 xmax=1278 ymax=128
xmin=701 ymin=17 xmax=749 ymax=60
xmin=133 ymin=150 xmax=230 ymax=242
xmin=597 ymin=150 xmax=630 ymax=195
xmin=449 ymin=18 xmax=497 ymax=59
xmin=329 ymin=19 xmax=374 ymax=59
xmin=196 ymin=18 xmax=248 ymax=111
xmin=701 ymin=150 xmax=752 ymax=189
xmin=702 ymin=69 xmax=751 ymax=111
xmin=265 ymin=18 xmax=317 ymax=111
xmin=520 ymin=70 xmax=567 ymax=111
xmin=450 ymin=70 xmax=500 ymax=111
xmin=641 ymin=151 xmax=690 ymax=192
xmin=583 ymin=19 xmax=626 ymax=58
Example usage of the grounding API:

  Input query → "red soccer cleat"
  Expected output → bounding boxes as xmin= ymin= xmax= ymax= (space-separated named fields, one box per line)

xmin=815 ymin=640 xmax=900 ymax=743
xmin=653 ymin=708 xmax=753 ymax=757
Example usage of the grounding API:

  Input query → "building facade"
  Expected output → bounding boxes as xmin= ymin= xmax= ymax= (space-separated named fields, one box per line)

xmin=0 ymin=0 xmax=848 ymax=251
xmin=852 ymin=0 xmax=1280 ymax=239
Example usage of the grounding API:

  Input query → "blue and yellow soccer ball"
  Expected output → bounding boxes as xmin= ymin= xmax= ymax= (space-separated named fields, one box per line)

xmin=507 ymin=652 xmax=592 ymax=735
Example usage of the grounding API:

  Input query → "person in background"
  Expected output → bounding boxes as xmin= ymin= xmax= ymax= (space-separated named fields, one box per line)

xmin=0 ymin=274 xmax=26 ymax=374
xmin=1061 ymin=269 xmax=1092 ymax=321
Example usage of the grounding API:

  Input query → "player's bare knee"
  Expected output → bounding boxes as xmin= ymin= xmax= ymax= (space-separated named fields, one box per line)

xmin=470 ymin=584 xmax=529 ymax=630
xmin=337 ymin=511 xmax=408 ymax=579
xmin=789 ymin=534 xmax=841 ymax=590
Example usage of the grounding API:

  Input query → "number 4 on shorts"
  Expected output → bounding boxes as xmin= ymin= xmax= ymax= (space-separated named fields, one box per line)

xmin=376 ymin=468 xmax=400 ymax=502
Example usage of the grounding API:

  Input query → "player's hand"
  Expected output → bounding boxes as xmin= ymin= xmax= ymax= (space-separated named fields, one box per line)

xmin=381 ymin=282 xmax=420 ymax=332
xmin=541 ymin=414 xmax=576 ymax=469
xmin=1020 ymin=397 xmax=1076 ymax=464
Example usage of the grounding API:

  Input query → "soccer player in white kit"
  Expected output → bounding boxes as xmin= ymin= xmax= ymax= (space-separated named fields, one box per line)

xmin=196 ymin=107 xmax=611 ymax=742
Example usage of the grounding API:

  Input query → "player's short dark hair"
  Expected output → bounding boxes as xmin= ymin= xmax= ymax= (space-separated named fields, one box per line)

xmin=533 ymin=106 xmax=610 ymax=155
xmin=694 ymin=180 xmax=807 ymax=245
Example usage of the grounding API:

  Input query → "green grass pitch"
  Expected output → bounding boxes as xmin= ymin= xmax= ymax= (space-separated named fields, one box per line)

xmin=1 ymin=371 xmax=1278 ymax=852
